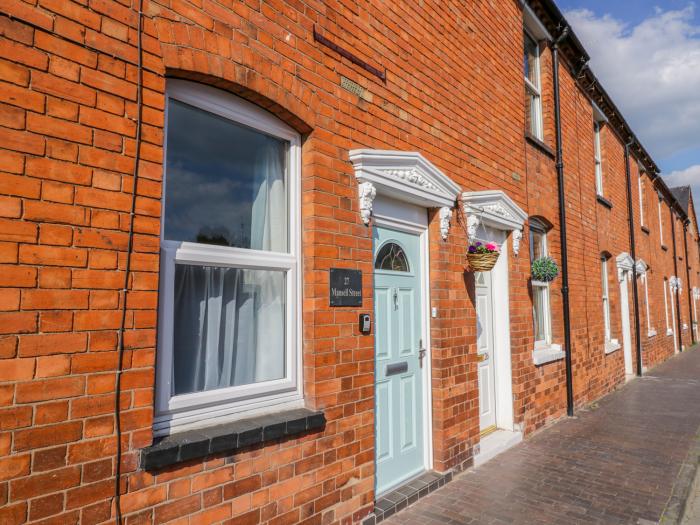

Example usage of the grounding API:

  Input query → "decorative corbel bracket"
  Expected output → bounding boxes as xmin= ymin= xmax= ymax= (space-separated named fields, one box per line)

xmin=439 ymin=207 xmax=452 ymax=241
xmin=671 ymin=276 xmax=682 ymax=293
xmin=512 ymin=229 xmax=523 ymax=256
xmin=358 ymin=181 xmax=376 ymax=225
xmin=466 ymin=214 xmax=480 ymax=245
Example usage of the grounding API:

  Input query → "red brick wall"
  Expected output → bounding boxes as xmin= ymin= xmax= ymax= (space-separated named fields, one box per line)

xmin=0 ymin=1 xmax=695 ymax=524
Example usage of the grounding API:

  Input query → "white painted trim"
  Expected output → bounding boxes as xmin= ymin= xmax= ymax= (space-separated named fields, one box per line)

xmin=670 ymin=279 xmax=679 ymax=353
xmin=617 ymin=266 xmax=634 ymax=374
xmin=473 ymin=226 xmax=515 ymax=432
xmin=522 ymin=3 xmax=552 ymax=41
xmin=592 ymin=102 xmax=608 ymax=123
xmin=532 ymin=344 xmax=564 ymax=366
xmin=349 ymin=149 xmax=460 ymax=211
xmin=155 ymin=80 xmax=303 ymax=435
xmin=604 ymin=339 xmax=621 ymax=354
xmin=474 ymin=429 xmax=523 ymax=467
xmin=492 ymin=238 xmax=514 ymax=431
xmin=594 ymin=122 xmax=604 ymax=196
xmin=463 ymin=190 xmax=527 ymax=231
xmin=463 ymin=190 xmax=527 ymax=257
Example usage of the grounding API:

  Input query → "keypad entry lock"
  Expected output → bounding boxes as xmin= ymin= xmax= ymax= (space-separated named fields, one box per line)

xmin=359 ymin=313 xmax=371 ymax=334
xmin=419 ymin=339 xmax=426 ymax=368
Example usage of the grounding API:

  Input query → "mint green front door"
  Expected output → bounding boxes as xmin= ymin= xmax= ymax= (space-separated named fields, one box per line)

xmin=373 ymin=226 xmax=425 ymax=494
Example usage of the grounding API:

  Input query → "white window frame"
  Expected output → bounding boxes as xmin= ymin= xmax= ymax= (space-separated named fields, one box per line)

xmin=530 ymin=222 xmax=552 ymax=346
xmin=641 ymin=272 xmax=655 ymax=337
xmin=154 ymin=79 xmax=303 ymax=435
xmin=638 ymin=171 xmax=646 ymax=227
xmin=664 ymin=277 xmax=672 ymax=335
xmin=524 ymin=30 xmax=544 ymax=141
xmin=601 ymin=257 xmax=611 ymax=342
xmin=594 ymin=122 xmax=603 ymax=196
xmin=658 ymin=194 xmax=665 ymax=246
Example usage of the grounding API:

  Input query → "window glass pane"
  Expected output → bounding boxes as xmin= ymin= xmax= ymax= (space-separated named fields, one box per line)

xmin=531 ymin=229 xmax=545 ymax=259
xmin=165 ymin=100 xmax=288 ymax=252
xmin=375 ymin=242 xmax=410 ymax=272
xmin=172 ymin=264 xmax=286 ymax=395
xmin=533 ymin=285 xmax=547 ymax=342
xmin=524 ymin=33 xmax=538 ymax=87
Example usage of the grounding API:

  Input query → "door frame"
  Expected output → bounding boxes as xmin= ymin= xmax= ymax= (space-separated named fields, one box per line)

xmin=619 ymin=270 xmax=634 ymax=374
xmin=373 ymin=212 xmax=434 ymax=483
xmin=491 ymin=236 xmax=515 ymax=431
xmin=616 ymin=254 xmax=635 ymax=374
xmin=474 ymin=227 xmax=515 ymax=432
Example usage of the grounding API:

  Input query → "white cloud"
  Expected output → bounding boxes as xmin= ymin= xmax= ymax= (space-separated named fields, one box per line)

xmin=665 ymin=165 xmax=700 ymax=206
xmin=564 ymin=6 xmax=700 ymax=160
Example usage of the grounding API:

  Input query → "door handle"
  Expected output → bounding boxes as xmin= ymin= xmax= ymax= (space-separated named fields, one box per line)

xmin=418 ymin=348 xmax=426 ymax=368
xmin=477 ymin=353 xmax=489 ymax=362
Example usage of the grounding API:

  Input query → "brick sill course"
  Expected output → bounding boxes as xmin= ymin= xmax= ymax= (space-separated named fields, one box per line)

xmin=141 ymin=408 xmax=325 ymax=470
xmin=596 ymin=194 xmax=613 ymax=209
xmin=525 ymin=133 xmax=555 ymax=159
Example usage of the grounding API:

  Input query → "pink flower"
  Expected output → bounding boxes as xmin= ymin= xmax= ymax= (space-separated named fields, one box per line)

xmin=485 ymin=243 xmax=498 ymax=252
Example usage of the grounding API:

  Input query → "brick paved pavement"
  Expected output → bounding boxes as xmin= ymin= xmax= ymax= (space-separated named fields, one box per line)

xmin=384 ymin=348 xmax=700 ymax=524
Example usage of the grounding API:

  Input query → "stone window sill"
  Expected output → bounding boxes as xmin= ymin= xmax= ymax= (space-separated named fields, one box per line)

xmin=662 ymin=244 xmax=668 ymax=251
xmin=641 ymin=225 xmax=650 ymax=234
xmin=667 ymin=328 xmax=674 ymax=336
xmin=596 ymin=195 xmax=613 ymax=209
xmin=141 ymin=408 xmax=325 ymax=471
xmin=525 ymin=133 xmax=555 ymax=159
xmin=532 ymin=344 xmax=564 ymax=366
xmin=604 ymin=339 xmax=621 ymax=354
xmin=647 ymin=330 xmax=657 ymax=338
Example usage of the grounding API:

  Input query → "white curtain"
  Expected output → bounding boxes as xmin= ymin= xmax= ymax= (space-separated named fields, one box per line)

xmin=172 ymin=137 xmax=286 ymax=395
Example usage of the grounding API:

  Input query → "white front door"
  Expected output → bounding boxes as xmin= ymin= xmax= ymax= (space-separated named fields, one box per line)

xmin=693 ymin=293 xmax=698 ymax=341
xmin=475 ymin=271 xmax=497 ymax=432
xmin=619 ymin=274 xmax=633 ymax=375
xmin=670 ymin=287 xmax=679 ymax=353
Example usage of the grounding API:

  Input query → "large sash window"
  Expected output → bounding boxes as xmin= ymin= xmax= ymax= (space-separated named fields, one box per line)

xmin=155 ymin=81 xmax=301 ymax=434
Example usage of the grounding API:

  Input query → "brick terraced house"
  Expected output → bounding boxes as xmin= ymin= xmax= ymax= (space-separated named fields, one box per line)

xmin=1 ymin=0 xmax=699 ymax=524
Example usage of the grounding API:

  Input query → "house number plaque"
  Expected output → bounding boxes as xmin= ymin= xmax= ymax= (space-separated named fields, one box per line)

xmin=329 ymin=268 xmax=362 ymax=306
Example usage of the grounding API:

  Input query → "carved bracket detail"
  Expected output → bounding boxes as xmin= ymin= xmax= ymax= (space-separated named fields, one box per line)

xmin=512 ymin=229 xmax=523 ymax=256
xmin=439 ymin=207 xmax=452 ymax=241
xmin=358 ymin=182 xmax=376 ymax=225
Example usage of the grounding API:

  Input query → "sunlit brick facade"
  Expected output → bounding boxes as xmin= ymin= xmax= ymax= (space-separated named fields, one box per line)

xmin=0 ymin=1 xmax=697 ymax=524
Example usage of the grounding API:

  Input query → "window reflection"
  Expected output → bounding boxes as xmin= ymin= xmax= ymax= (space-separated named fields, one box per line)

xmin=375 ymin=242 xmax=410 ymax=272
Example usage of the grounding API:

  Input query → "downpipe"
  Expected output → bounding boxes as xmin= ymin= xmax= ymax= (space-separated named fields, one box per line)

xmin=551 ymin=26 xmax=575 ymax=416
xmin=623 ymin=142 xmax=643 ymax=376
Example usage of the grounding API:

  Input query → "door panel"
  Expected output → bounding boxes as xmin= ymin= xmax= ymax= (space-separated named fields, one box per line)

xmin=398 ymin=288 xmax=414 ymax=356
xmin=399 ymin=375 xmax=417 ymax=451
xmin=375 ymin=288 xmax=391 ymax=360
xmin=374 ymin=226 xmax=425 ymax=495
xmin=376 ymin=380 xmax=392 ymax=461
xmin=475 ymin=271 xmax=497 ymax=431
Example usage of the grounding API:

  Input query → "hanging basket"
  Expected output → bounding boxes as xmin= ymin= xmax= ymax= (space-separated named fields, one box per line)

xmin=467 ymin=251 xmax=500 ymax=272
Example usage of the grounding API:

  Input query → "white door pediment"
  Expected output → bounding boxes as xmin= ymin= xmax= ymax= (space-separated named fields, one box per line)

xmin=462 ymin=190 xmax=528 ymax=255
xmin=616 ymin=252 xmax=635 ymax=281
xmin=350 ymin=149 xmax=461 ymax=239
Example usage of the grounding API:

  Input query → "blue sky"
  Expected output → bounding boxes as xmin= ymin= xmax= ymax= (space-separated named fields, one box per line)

xmin=557 ymin=1 xmax=700 ymax=203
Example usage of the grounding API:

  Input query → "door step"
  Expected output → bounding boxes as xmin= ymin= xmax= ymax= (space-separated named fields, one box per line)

xmin=474 ymin=429 xmax=522 ymax=467
xmin=362 ymin=470 xmax=453 ymax=524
